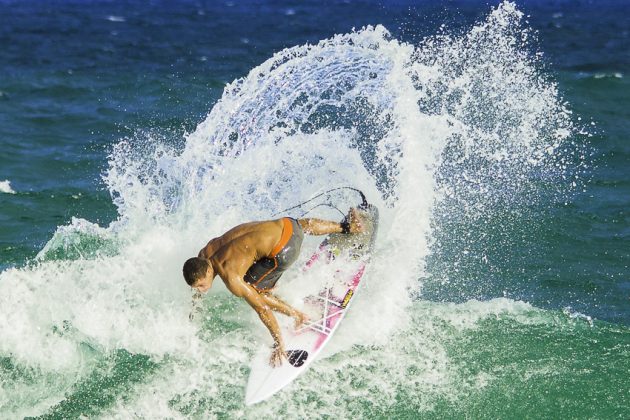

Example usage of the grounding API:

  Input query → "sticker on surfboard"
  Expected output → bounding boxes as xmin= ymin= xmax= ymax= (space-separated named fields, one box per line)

xmin=286 ymin=350 xmax=308 ymax=367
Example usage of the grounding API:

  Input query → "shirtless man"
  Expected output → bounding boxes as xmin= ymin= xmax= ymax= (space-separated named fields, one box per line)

xmin=183 ymin=209 xmax=364 ymax=367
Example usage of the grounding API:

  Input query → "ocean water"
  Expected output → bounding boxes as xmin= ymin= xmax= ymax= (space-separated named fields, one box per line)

xmin=0 ymin=0 xmax=628 ymax=418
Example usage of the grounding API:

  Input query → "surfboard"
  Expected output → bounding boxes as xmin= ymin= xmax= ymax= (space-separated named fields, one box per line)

xmin=245 ymin=203 xmax=379 ymax=405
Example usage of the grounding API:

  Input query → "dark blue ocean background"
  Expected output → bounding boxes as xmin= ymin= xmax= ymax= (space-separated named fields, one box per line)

xmin=0 ymin=0 xmax=628 ymax=418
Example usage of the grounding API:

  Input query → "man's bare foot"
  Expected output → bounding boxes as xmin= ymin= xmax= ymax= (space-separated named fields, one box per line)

xmin=348 ymin=208 xmax=365 ymax=234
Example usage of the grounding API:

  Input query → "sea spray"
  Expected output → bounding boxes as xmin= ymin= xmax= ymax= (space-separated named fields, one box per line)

xmin=416 ymin=2 xmax=586 ymax=301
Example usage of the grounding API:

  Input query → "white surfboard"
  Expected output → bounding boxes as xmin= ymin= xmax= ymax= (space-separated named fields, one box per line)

xmin=245 ymin=204 xmax=379 ymax=405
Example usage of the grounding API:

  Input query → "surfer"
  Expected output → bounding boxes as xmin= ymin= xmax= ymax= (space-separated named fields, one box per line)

xmin=183 ymin=208 xmax=364 ymax=367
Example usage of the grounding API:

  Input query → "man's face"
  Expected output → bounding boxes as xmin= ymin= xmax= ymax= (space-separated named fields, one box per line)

xmin=192 ymin=267 xmax=214 ymax=294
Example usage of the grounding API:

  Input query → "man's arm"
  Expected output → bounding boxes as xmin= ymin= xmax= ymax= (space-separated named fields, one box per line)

xmin=259 ymin=292 xmax=309 ymax=328
xmin=223 ymin=276 xmax=287 ymax=367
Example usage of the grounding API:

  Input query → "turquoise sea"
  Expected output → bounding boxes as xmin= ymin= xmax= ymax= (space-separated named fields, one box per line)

xmin=0 ymin=0 xmax=628 ymax=418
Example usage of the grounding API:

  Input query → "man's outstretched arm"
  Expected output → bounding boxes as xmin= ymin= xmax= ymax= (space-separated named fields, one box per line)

xmin=223 ymin=276 xmax=287 ymax=367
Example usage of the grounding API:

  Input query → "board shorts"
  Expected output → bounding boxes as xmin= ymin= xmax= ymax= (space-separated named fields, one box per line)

xmin=244 ymin=217 xmax=304 ymax=291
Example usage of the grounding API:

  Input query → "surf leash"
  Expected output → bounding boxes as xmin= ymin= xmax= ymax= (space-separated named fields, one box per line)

xmin=271 ymin=186 xmax=368 ymax=218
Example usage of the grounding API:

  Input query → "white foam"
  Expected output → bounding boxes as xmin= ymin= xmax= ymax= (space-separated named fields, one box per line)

xmin=0 ymin=179 xmax=16 ymax=194
xmin=106 ymin=15 xmax=126 ymax=23
xmin=594 ymin=72 xmax=624 ymax=79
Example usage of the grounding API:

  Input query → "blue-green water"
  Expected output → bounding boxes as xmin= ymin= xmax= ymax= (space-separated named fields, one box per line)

xmin=0 ymin=1 xmax=628 ymax=418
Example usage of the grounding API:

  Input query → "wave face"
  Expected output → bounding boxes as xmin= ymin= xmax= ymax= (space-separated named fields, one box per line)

xmin=3 ymin=3 xmax=622 ymax=418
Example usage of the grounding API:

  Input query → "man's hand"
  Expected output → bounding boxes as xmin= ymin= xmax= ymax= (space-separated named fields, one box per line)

xmin=292 ymin=309 xmax=310 ymax=329
xmin=270 ymin=342 xmax=287 ymax=367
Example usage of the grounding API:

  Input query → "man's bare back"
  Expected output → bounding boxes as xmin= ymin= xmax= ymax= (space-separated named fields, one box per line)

xmin=198 ymin=219 xmax=286 ymax=284
xmin=183 ymin=209 xmax=364 ymax=367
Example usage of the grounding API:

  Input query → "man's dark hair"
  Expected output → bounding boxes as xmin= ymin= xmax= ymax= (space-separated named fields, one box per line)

xmin=183 ymin=257 xmax=210 ymax=286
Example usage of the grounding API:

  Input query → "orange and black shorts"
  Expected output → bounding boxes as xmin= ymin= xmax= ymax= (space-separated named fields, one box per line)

xmin=244 ymin=217 xmax=304 ymax=291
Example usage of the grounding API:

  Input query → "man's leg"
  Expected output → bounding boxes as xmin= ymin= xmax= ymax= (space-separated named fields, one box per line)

xmin=299 ymin=208 xmax=364 ymax=235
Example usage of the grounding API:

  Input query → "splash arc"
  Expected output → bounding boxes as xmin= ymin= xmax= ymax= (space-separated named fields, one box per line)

xmin=245 ymin=203 xmax=379 ymax=405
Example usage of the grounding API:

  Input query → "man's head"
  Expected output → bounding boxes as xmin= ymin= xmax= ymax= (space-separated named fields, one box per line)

xmin=183 ymin=257 xmax=214 ymax=293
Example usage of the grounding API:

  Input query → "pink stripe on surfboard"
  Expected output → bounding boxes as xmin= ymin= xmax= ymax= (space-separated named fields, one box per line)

xmin=313 ymin=264 xmax=366 ymax=350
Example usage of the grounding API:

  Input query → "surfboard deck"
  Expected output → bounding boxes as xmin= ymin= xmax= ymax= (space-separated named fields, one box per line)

xmin=245 ymin=204 xmax=379 ymax=405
